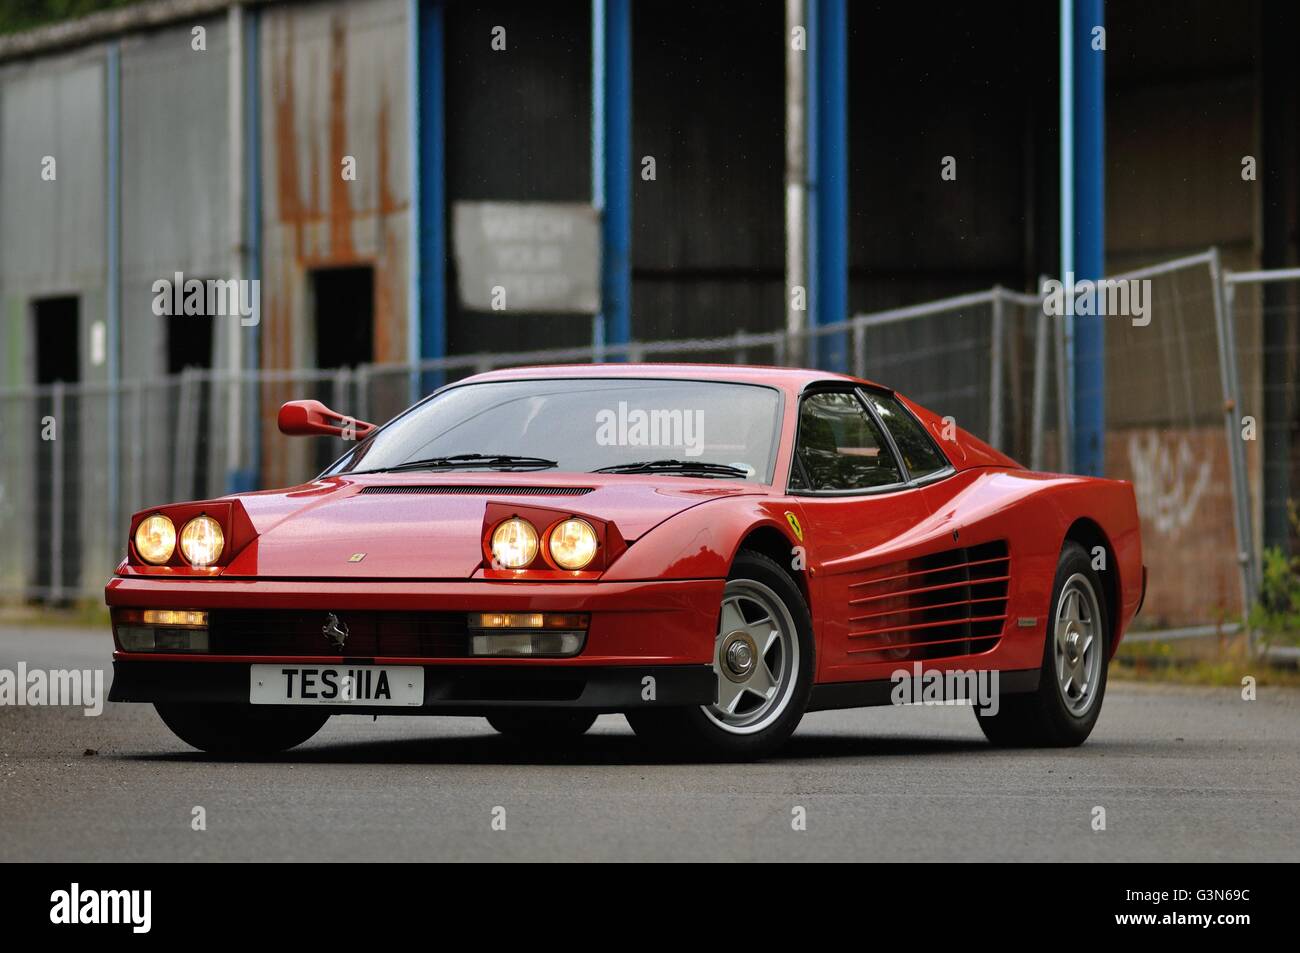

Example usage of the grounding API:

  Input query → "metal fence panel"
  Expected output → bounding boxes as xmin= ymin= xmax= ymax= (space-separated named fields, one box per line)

xmin=1225 ymin=269 xmax=1300 ymax=603
xmin=1101 ymin=253 xmax=1246 ymax=628
xmin=0 ymin=250 xmax=1264 ymax=619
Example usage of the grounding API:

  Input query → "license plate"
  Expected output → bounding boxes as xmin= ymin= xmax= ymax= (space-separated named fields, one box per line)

xmin=249 ymin=665 xmax=424 ymax=707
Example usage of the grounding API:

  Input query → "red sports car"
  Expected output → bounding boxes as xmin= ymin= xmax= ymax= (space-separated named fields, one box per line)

xmin=106 ymin=365 xmax=1145 ymax=759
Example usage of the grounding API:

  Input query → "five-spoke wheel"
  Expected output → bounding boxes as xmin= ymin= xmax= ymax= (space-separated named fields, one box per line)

xmin=626 ymin=550 xmax=814 ymax=759
xmin=704 ymin=579 xmax=800 ymax=734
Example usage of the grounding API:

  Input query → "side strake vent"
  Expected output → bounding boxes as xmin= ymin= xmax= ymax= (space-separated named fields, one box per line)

xmin=359 ymin=485 xmax=593 ymax=497
xmin=847 ymin=540 xmax=1010 ymax=662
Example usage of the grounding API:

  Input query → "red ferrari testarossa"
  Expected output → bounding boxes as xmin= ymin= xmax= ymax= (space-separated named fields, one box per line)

xmin=107 ymin=364 xmax=1145 ymax=759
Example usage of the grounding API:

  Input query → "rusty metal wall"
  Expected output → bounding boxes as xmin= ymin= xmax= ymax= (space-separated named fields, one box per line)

xmin=259 ymin=0 xmax=412 ymax=488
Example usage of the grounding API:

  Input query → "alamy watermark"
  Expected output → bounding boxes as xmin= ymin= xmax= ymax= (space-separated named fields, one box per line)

xmin=595 ymin=402 xmax=705 ymax=457
xmin=50 ymin=884 xmax=151 ymax=933
xmin=152 ymin=272 xmax=260 ymax=327
xmin=1043 ymin=272 xmax=1151 ymax=327
xmin=890 ymin=662 xmax=1000 ymax=716
xmin=0 ymin=664 xmax=104 ymax=716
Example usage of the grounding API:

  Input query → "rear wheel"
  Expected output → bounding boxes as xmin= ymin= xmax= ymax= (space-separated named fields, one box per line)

xmin=626 ymin=550 xmax=814 ymax=760
xmin=975 ymin=541 xmax=1109 ymax=747
xmin=155 ymin=703 xmax=329 ymax=755
xmin=486 ymin=710 xmax=597 ymax=741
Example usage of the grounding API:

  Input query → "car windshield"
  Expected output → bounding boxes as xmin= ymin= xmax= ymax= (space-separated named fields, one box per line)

xmin=326 ymin=378 xmax=784 ymax=483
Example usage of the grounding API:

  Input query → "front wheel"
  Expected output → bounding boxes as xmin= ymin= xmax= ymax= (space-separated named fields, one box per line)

xmin=155 ymin=703 xmax=329 ymax=755
xmin=975 ymin=541 xmax=1110 ymax=747
xmin=626 ymin=550 xmax=814 ymax=760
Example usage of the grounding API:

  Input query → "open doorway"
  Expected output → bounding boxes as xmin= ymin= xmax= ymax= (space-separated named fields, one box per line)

xmin=311 ymin=266 xmax=374 ymax=369
xmin=167 ymin=309 xmax=216 ymax=502
xmin=32 ymin=296 xmax=81 ymax=600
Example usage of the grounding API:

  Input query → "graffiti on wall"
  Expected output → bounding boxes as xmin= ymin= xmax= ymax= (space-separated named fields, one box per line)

xmin=1127 ymin=432 xmax=1212 ymax=536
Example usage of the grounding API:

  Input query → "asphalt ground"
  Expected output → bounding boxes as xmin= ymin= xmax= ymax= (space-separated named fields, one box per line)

xmin=2 ymin=625 xmax=1297 ymax=861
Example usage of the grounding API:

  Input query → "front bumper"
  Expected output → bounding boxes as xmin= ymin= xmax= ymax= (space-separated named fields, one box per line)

xmin=108 ymin=660 xmax=717 ymax=713
xmin=105 ymin=576 xmax=724 ymax=710
xmin=106 ymin=575 xmax=723 ymax=666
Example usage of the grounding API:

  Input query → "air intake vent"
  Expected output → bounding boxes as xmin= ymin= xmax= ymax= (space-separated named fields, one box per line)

xmin=359 ymin=485 xmax=593 ymax=497
xmin=846 ymin=540 xmax=1010 ymax=662
xmin=209 ymin=610 xmax=468 ymax=658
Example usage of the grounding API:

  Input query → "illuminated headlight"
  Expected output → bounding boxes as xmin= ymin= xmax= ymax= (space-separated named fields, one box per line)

xmin=548 ymin=518 xmax=598 ymax=570
xmin=179 ymin=515 xmax=224 ymax=567
xmin=490 ymin=517 xmax=538 ymax=569
xmin=467 ymin=612 xmax=588 ymax=657
xmin=134 ymin=514 xmax=176 ymax=565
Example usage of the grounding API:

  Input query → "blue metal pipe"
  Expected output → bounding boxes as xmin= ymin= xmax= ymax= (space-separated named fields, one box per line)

xmin=595 ymin=0 xmax=632 ymax=355
xmin=418 ymin=0 xmax=447 ymax=393
xmin=811 ymin=0 xmax=848 ymax=372
xmin=1070 ymin=0 xmax=1105 ymax=475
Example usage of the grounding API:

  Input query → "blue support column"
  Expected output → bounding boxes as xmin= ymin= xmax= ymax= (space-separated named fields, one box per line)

xmin=593 ymin=0 xmax=632 ymax=357
xmin=808 ymin=0 xmax=848 ymax=372
xmin=416 ymin=0 xmax=447 ymax=394
xmin=1068 ymin=0 xmax=1105 ymax=475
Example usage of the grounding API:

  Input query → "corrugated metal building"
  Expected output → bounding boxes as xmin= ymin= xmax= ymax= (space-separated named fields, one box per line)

xmin=0 ymin=0 xmax=1294 ymax=615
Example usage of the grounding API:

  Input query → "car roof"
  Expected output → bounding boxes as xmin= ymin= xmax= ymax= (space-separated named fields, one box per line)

xmin=458 ymin=363 xmax=892 ymax=394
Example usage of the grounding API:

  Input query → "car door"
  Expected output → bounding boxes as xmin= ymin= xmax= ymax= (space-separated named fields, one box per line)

xmin=793 ymin=386 xmax=1011 ymax=683
xmin=787 ymin=388 xmax=936 ymax=682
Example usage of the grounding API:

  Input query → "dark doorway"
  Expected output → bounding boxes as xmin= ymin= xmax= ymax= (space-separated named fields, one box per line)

xmin=310 ymin=266 xmax=374 ymax=471
xmin=311 ymin=266 xmax=374 ymax=369
xmin=32 ymin=296 xmax=81 ymax=599
xmin=166 ymin=307 xmax=216 ymax=502
xmin=167 ymin=311 xmax=215 ymax=374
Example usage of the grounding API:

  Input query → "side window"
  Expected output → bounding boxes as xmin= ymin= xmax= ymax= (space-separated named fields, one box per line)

xmin=793 ymin=392 xmax=903 ymax=491
xmin=862 ymin=391 xmax=950 ymax=479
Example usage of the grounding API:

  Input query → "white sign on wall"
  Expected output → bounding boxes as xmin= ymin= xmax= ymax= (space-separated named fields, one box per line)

xmin=452 ymin=201 xmax=601 ymax=314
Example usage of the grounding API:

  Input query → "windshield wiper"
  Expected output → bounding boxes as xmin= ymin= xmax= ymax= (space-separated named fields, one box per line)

xmin=359 ymin=453 xmax=559 ymax=474
xmin=592 ymin=459 xmax=751 ymax=478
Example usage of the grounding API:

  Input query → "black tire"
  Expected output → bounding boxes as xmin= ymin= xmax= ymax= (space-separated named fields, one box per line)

xmin=625 ymin=549 xmax=815 ymax=761
xmin=975 ymin=541 xmax=1110 ymax=747
xmin=486 ymin=710 xmax=597 ymax=740
xmin=155 ymin=703 xmax=329 ymax=755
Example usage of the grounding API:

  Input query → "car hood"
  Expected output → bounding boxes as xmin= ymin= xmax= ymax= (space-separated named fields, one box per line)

xmin=219 ymin=473 xmax=762 ymax=579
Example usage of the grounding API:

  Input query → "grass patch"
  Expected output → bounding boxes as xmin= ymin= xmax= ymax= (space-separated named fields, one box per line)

xmin=1115 ymin=634 xmax=1300 ymax=687
xmin=0 ymin=600 xmax=110 ymax=629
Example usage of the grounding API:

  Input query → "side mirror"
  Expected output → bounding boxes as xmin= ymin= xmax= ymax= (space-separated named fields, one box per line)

xmin=277 ymin=399 xmax=376 ymax=439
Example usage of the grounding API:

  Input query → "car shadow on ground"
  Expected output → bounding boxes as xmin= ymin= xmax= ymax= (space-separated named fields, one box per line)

xmin=119 ymin=730 xmax=1046 ymax=767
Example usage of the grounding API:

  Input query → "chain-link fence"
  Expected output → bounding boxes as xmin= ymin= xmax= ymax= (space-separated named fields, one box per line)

xmin=1225 ymin=267 xmax=1300 ymax=624
xmin=1096 ymin=251 xmax=1250 ymax=630
xmin=2 ymin=250 xmax=1277 ymax=634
